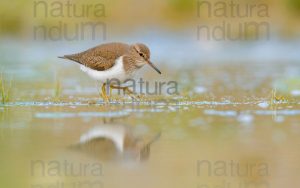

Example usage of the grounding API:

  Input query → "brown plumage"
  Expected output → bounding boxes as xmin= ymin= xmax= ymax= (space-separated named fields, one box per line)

xmin=59 ymin=42 xmax=161 ymax=76
xmin=59 ymin=42 xmax=155 ymax=74
xmin=59 ymin=43 xmax=130 ymax=71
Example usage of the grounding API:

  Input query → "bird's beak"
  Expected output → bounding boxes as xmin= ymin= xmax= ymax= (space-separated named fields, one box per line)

xmin=147 ymin=61 xmax=162 ymax=74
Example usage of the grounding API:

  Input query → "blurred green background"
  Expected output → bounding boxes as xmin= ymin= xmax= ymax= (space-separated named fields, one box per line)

xmin=0 ymin=0 xmax=300 ymax=38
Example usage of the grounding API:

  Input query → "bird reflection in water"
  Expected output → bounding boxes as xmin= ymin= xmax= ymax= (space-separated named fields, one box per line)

xmin=71 ymin=124 xmax=161 ymax=162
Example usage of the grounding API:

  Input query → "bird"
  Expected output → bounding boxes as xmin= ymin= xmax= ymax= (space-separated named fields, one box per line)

xmin=72 ymin=124 xmax=161 ymax=161
xmin=58 ymin=42 xmax=161 ymax=102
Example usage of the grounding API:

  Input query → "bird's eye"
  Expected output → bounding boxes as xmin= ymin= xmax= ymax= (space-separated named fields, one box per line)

xmin=139 ymin=53 xmax=144 ymax=57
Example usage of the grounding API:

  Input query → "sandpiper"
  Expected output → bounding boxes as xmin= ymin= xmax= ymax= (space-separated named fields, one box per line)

xmin=73 ymin=124 xmax=161 ymax=161
xmin=59 ymin=42 xmax=161 ymax=102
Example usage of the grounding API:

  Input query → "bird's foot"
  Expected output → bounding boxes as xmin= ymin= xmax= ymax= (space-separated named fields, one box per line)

xmin=124 ymin=88 xmax=140 ymax=100
xmin=110 ymin=85 xmax=141 ymax=101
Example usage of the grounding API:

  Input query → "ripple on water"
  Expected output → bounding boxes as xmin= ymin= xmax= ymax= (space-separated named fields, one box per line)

xmin=1 ymin=99 xmax=260 ymax=108
xmin=204 ymin=109 xmax=237 ymax=117
xmin=237 ymin=114 xmax=254 ymax=124
xmin=1 ymin=101 xmax=89 ymax=107
xmin=35 ymin=111 xmax=130 ymax=119
xmin=254 ymin=110 xmax=300 ymax=116
xmin=194 ymin=86 xmax=208 ymax=94
xmin=291 ymin=90 xmax=300 ymax=96
xmin=257 ymin=101 xmax=269 ymax=108
xmin=203 ymin=109 xmax=300 ymax=117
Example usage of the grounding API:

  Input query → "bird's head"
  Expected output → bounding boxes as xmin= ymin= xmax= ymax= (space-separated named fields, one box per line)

xmin=130 ymin=43 xmax=161 ymax=74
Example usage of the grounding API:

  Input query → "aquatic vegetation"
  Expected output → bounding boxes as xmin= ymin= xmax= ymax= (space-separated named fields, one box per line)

xmin=268 ymin=89 xmax=290 ymax=120
xmin=0 ymin=73 xmax=12 ymax=104
xmin=269 ymin=89 xmax=288 ymax=104
xmin=53 ymin=76 xmax=62 ymax=102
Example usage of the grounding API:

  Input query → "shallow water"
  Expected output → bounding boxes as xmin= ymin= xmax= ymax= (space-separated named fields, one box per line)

xmin=0 ymin=57 xmax=300 ymax=188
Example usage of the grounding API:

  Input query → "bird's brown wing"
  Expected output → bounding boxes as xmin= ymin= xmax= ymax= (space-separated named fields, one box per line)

xmin=79 ymin=56 xmax=115 ymax=71
xmin=78 ymin=43 xmax=130 ymax=71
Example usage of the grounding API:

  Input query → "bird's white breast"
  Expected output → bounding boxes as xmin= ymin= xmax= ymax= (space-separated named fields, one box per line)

xmin=80 ymin=56 xmax=127 ymax=82
xmin=79 ymin=125 xmax=126 ymax=153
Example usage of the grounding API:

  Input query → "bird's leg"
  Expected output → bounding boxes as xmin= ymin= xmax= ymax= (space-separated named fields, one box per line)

xmin=137 ymin=132 xmax=161 ymax=161
xmin=109 ymin=86 xmax=113 ymax=96
xmin=110 ymin=85 xmax=140 ymax=100
xmin=101 ymin=83 xmax=110 ymax=103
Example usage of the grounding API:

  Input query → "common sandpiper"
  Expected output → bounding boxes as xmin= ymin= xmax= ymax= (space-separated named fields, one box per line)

xmin=59 ymin=42 xmax=161 ymax=102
